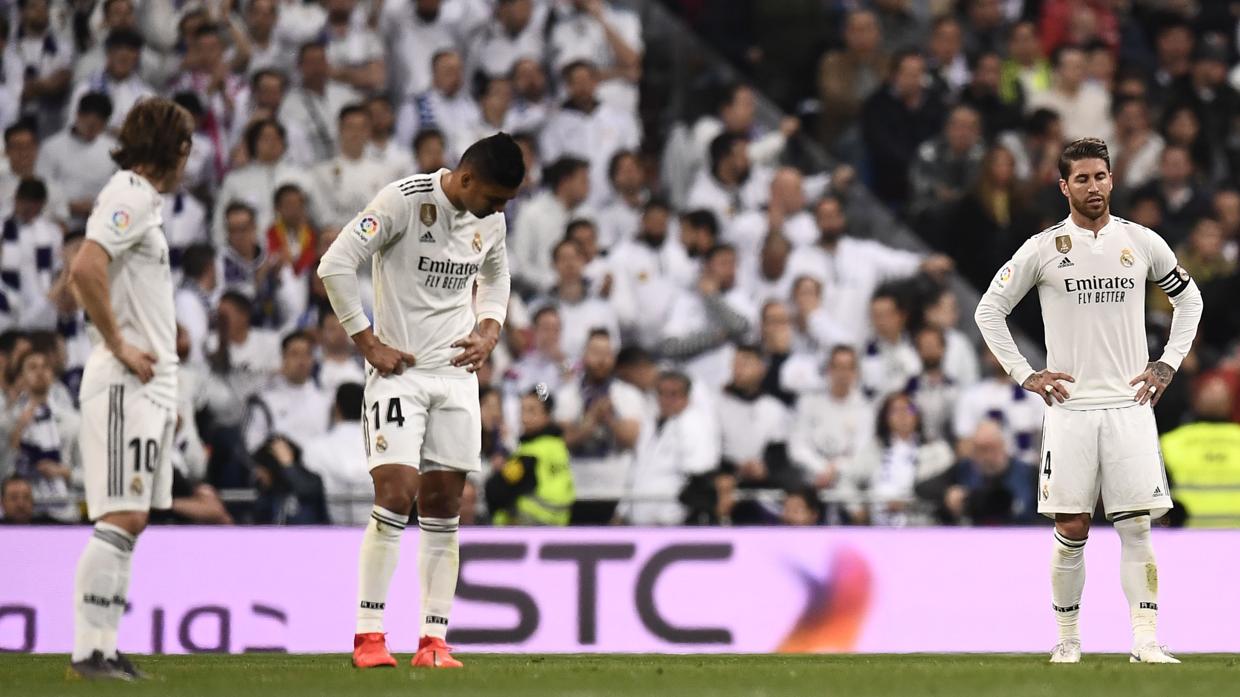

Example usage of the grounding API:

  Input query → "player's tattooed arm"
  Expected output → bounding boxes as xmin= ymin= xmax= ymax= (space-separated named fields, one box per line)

xmin=1021 ymin=370 xmax=1076 ymax=406
xmin=1130 ymin=361 xmax=1175 ymax=406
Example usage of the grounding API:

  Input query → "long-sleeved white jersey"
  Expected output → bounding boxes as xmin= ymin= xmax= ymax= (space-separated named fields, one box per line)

xmin=975 ymin=214 xmax=1203 ymax=410
xmin=317 ymin=169 xmax=510 ymax=376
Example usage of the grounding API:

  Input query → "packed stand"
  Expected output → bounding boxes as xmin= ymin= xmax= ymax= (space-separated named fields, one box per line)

xmin=0 ymin=0 xmax=1238 ymax=528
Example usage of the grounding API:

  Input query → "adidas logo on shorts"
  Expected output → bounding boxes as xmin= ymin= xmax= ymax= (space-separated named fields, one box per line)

xmin=1154 ymin=486 xmax=1163 ymax=496
xmin=1057 ymin=257 xmax=1074 ymax=268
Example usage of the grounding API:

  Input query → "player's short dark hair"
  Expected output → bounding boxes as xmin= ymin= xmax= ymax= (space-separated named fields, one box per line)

xmin=244 ymin=118 xmax=286 ymax=158
xmin=273 ymin=183 xmax=304 ymax=207
xmin=77 ymin=92 xmax=114 ymax=121
xmin=224 ymin=200 xmax=256 ymax=223
xmin=657 ymin=370 xmax=692 ymax=395
xmin=181 ymin=243 xmax=216 ymax=279
xmin=543 ymin=156 xmax=589 ymax=192
xmin=1058 ymin=137 xmax=1110 ymax=179
xmin=704 ymin=243 xmax=735 ymax=263
xmin=681 ymin=209 xmax=720 ymax=238
xmin=532 ymin=304 xmax=560 ymax=325
xmin=112 ymin=97 xmax=194 ymax=179
xmin=4 ymin=118 xmax=37 ymax=146
xmin=15 ymin=177 xmax=47 ymax=203
xmin=615 ymin=345 xmax=653 ymax=370
xmin=338 ymin=103 xmax=367 ymax=123
xmin=607 ymin=149 xmax=638 ymax=182
xmin=413 ymin=128 xmax=445 ymax=152
xmin=281 ymin=330 xmax=313 ymax=353
xmin=335 ymin=383 xmax=364 ymax=421
xmin=104 ymin=27 xmax=144 ymax=51
xmin=708 ymin=132 xmax=745 ymax=174
xmin=459 ymin=132 xmax=526 ymax=190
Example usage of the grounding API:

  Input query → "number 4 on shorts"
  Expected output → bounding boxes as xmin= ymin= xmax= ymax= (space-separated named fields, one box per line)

xmin=1043 ymin=451 xmax=1052 ymax=477
xmin=370 ymin=398 xmax=406 ymax=429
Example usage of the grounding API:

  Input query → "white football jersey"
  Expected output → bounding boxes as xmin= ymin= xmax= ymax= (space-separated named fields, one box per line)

xmin=80 ymin=170 xmax=178 ymax=410
xmin=319 ymin=169 xmax=510 ymax=375
xmin=977 ymin=215 xmax=1190 ymax=410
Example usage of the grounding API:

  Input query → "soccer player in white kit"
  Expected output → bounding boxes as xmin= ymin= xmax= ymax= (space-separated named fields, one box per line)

xmin=975 ymin=138 xmax=1203 ymax=664
xmin=317 ymin=133 xmax=524 ymax=669
xmin=67 ymin=98 xmax=194 ymax=680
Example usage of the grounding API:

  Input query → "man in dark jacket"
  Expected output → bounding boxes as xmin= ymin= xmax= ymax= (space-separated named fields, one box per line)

xmin=917 ymin=419 xmax=1037 ymax=525
xmin=861 ymin=50 xmax=945 ymax=208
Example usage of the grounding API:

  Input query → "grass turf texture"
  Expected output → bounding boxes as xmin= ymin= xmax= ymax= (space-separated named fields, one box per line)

xmin=3 ymin=653 xmax=1236 ymax=697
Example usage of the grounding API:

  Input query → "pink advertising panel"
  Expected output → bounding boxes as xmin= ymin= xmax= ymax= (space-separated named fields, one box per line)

xmin=2 ymin=527 xmax=1237 ymax=654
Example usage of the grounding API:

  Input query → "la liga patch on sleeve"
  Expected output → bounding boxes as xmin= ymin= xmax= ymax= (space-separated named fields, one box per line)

xmin=108 ymin=205 xmax=135 ymax=235
xmin=994 ymin=263 xmax=1013 ymax=288
xmin=353 ymin=213 xmax=380 ymax=241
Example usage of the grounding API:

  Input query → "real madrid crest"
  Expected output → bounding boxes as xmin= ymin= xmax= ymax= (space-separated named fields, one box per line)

xmin=1055 ymin=235 xmax=1072 ymax=254
xmin=1120 ymin=248 xmax=1135 ymax=267
xmin=130 ymin=476 xmax=144 ymax=496
xmin=375 ymin=434 xmax=388 ymax=453
xmin=420 ymin=203 xmax=437 ymax=227
xmin=472 ymin=230 xmax=482 ymax=253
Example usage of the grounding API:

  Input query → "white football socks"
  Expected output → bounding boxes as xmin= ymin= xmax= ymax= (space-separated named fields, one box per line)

xmin=356 ymin=506 xmax=408 ymax=634
xmin=72 ymin=523 xmax=135 ymax=662
xmin=1114 ymin=514 xmax=1159 ymax=650
xmin=1051 ymin=529 xmax=1087 ymax=642
xmin=418 ymin=516 xmax=460 ymax=640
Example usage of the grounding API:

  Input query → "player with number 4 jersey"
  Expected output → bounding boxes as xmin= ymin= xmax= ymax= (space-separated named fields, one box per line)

xmin=975 ymin=138 xmax=1203 ymax=665
xmin=317 ymin=133 xmax=525 ymax=670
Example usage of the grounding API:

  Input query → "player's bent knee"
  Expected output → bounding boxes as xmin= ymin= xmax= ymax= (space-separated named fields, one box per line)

xmin=100 ymin=510 xmax=149 ymax=537
xmin=1054 ymin=513 xmax=1090 ymax=541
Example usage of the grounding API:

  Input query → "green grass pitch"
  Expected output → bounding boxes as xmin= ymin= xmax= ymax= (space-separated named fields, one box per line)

xmin=3 ymin=653 xmax=1236 ymax=697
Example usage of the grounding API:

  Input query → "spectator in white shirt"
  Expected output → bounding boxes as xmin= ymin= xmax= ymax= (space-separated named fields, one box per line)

xmin=921 ymin=286 xmax=980 ymax=387
xmin=382 ymin=0 xmax=462 ymax=102
xmin=565 ymin=218 xmax=611 ymax=294
xmin=508 ymin=56 xmax=552 ymax=133
xmin=0 ymin=119 xmax=66 ymax=222
xmin=548 ymin=0 xmax=642 ymax=113
xmin=174 ymin=244 xmax=218 ymax=367
xmin=540 ymin=59 xmax=640 ymax=207
xmin=171 ymin=23 xmax=249 ymax=173
xmin=717 ymin=345 xmax=794 ymax=489
xmin=413 ymin=127 xmax=447 ymax=173
xmin=727 ymin=167 xmax=819 ymax=264
xmin=246 ymin=330 xmax=332 ymax=451
xmin=620 ymin=371 xmax=719 ymax=525
xmin=5 ymin=348 xmax=79 ymax=522
xmin=511 ymin=156 xmax=590 ymax=295
xmin=0 ymin=179 xmax=60 ymax=329
xmin=785 ymin=195 xmax=953 ymax=340
xmin=242 ymin=0 xmax=299 ymax=79
xmin=658 ymin=244 xmax=756 ymax=393
xmin=205 ymin=291 xmax=284 ymax=407
xmin=789 ymin=345 xmax=873 ymax=491
xmin=685 ymin=132 xmax=768 ymax=226
xmin=309 ymin=104 xmax=391 ymax=228
xmin=858 ymin=288 xmax=921 ymax=400
xmin=1026 ymin=45 xmax=1112 ymax=142
xmin=553 ymin=328 xmax=643 ymax=523
xmin=213 ymin=118 xmax=306 ymax=244
xmin=789 ymin=274 xmax=854 ymax=357
xmin=15 ymin=0 xmax=72 ymax=135
xmin=279 ymin=41 xmax=360 ymax=163
xmin=952 ymin=348 xmax=1044 ymax=467
xmin=466 ymin=0 xmax=547 ymax=81
xmin=0 ymin=18 xmax=26 ymax=132
xmin=593 ymin=149 xmax=646 ymax=249
xmin=302 ymin=382 xmax=373 ymax=525
xmin=68 ymin=29 xmax=154 ymax=132
xmin=903 ymin=325 xmax=958 ymax=442
xmin=504 ymin=305 xmax=573 ymax=401
xmin=691 ymin=83 xmax=797 ymax=176
xmin=72 ymin=0 xmax=161 ymax=85
xmin=364 ymin=93 xmax=415 ymax=179
xmin=322 ymin=0 xmax=385 ymax=94
xmin=536 ymin=239 xmax=620 ymax=362
xmin=457 ymin=75 xmax=517 ymax=148
xmin=315 ymin=311 xmax=365 ymax=395
xmin=36 ymin=92 xmax=117 ymax=230
xmin=608 ymin=199 xmax=695 ymax=348
xmin=230 ymin=69 xmax=315 ymax=167
xmin=163 ymin=189 xmax=210 ymax=277
xmin=394 ymin=49 xmax=479 ymax=162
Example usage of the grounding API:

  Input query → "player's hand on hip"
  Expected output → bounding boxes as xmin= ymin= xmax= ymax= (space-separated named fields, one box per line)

xmin=1022 ymin=369 xmax=1075 ymax=406
xmin=115 ymin=341 xmax=157 ymax=383
xmin=1130 ymin=360 xmax=1174 ymax=406
xmin=451 ymin=331 xmax=498 ymax=373
xmin=364 ymin=340 xmax=416 ymax=377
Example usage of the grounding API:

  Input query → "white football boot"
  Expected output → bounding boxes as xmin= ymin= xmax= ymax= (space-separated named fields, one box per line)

xmin=1130 ymin=644 xmax=1180 ymax=664
xmin=1049 ymin=639 xmax=1082 ymax=663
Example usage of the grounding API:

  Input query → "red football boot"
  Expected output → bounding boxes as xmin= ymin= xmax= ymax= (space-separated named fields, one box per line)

xmin=411 ymin=636 xmax=462 ymax=668
xmin=352 ymin=633 xmax=397 ymax=668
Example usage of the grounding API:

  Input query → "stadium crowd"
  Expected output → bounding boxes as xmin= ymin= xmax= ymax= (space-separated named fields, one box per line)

xmin=0 ymin=0 xmax=1239 ymax=528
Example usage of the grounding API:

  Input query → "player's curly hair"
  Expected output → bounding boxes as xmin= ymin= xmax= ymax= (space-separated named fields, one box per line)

xmin=1058 ymin=137 xmax=1110 ymax=180
xmin=111 ymin=98 xmax=194 ymax=181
